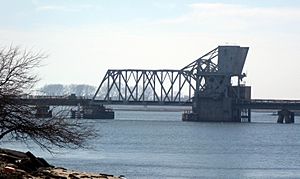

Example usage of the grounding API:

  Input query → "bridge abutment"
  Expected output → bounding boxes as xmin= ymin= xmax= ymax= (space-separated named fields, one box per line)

xmin=35 ymin=105 xmax=52 ymax=118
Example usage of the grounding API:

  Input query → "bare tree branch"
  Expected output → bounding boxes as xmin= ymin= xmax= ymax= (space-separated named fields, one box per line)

xmin=0 ymin=45 xmax=95 ymax=153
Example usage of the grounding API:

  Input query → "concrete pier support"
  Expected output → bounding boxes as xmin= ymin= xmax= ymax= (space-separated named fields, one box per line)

xmin=247 ymin=109 xmax=251 ymax=122
xmin=239 ymin=108 xmax=251 ymax=122
xmin=35 ymin=105 xmax=52 ymax=118
xmin=277 ymin=109 xmax=294 ymax=123
xmin=70 ymin=104 xmax=114 ymax=119
xmin=182 ymin=97 xmax=242 ymax=122
xmin=70 ymin=109 xmax=82 ymax=119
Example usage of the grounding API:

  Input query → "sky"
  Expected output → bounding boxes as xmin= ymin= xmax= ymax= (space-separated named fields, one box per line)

xmin=1 ymin=0 xmax=300 ymax=99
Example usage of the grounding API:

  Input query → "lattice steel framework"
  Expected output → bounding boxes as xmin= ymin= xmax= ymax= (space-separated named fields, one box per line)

xmin=93 ymin=69 xmax=195 ymax=103
xmin=93 ymin=47 xmax=236 ymax=103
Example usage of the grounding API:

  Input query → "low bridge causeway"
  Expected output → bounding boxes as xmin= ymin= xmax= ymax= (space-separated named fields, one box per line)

xmin=236 ymin=99 xmax=300 ymax=111
xmin=20 ymin=96 xmax=300 ymax=110
xmin=19 ymin=96 xmax=300 ymax=123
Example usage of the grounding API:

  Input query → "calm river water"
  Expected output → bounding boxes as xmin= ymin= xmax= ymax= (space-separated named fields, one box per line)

xmin=3 ymin=111 xmax=300 ymax=179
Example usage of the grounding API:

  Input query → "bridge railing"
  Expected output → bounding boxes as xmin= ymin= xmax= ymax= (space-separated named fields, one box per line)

xmin=20 ymin=95 xmax=68 ymax=99
xmin=238 ymin=99 xmax=300 ymax=104
xmin=236 ymin=99 xmax=300 ymax=110
xmin=20 ymin=94 xmax=89 ymax=100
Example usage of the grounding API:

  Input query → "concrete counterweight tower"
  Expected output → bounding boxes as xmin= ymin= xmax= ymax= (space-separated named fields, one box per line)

xmin=182 ymin=46 xmax=251 ymax=122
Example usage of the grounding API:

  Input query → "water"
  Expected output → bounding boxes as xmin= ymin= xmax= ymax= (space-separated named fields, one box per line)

xmin=2 ymin=111 xmax=300 ymax=179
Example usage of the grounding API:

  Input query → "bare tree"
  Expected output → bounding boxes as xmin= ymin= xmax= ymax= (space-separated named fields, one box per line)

xmin=39 ymin=84 xmax=65 ymax=96
xmin=67 ymin=84 xmax=96 ymax=97
xmin=40 ymin=84 xmax=96 ymax=97
xmin=0 ymin=45 xmax=94 ymax=152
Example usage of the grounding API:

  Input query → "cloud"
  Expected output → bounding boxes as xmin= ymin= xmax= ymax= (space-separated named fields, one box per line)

xmin=36 ymin=5 xmax=69 ymax=12
xmin=35 ymin=4 xmax=93 ymax=12
xmin=189 ymin=3 xmax=300 ymax=19
xmin=154 ymin=3 xmax=300 ymax=32
xmin=152 ymin=2 xmax=177 ymax=9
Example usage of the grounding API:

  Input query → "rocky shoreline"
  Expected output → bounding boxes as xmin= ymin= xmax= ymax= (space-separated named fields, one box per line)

xmin=0 ymin=148 xmax=124 ymax=179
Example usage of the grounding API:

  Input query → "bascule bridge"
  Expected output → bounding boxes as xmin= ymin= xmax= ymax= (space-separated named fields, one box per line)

xmin=21 ymin=45 xmax=300 ymax=123
xmin=181 ymin=46 xmax=250 ymax=122
xmin=93 ymin=46 xmax=251 ymax=122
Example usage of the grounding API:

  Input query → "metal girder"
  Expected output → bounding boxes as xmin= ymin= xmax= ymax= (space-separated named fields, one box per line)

xmin=93 ymin=69 xmax=196 ymax=103
xmin=181 ymin=47 xmax=218 ymax=74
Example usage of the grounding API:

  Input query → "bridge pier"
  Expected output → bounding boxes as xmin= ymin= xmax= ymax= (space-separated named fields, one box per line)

xmin=239 ymin=108 xmax=251 ymax=122
xmin=182 ymin=97 xmax=251 ymax=122
xmin=35 ymin=105 xmax=52 ymax=118
xmin=70 ymin=106 xmax=82 ymax=119
xmin=70 ymin=104 xmax=114 ymax=119
xmin=183 ymin=97 xmax=241 ymax=122
xmin=277 ymin=109 xmax=294 ymax=123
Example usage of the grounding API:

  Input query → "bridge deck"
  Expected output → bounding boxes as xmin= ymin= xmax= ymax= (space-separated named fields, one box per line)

xmin=237 ymin=99 xmax=300 ymax=110
xmin=18 ymin=96 xmax=91 ymax=106
xmin=18 ymin=97 xmax=300 ymax=110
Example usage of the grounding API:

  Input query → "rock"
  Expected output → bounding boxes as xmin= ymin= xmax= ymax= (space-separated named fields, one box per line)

xmin=5 ymin=163 xmax=18 ymax=169
xmin=0 ymin=148 xmax=122 ymax=179
xmin=0 ymin=148 xmax=28 ymax=159
xmin=25 ymin=151 xmax=53 ymax=170
xmin=0 ymin=153 xmax=23 ymax=164
xmin=15 ymin=168 xmax=27 ymax=174
xmin=3 ymin=166 xmax=16 ymax=173
xmin=99 ymin=173 xmax=114 ymax=177
xmin=68 ymin=173 xmax=80 ymax=179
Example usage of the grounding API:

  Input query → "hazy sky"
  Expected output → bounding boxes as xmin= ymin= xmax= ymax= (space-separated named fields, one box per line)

xmin=1 ymin=0 xmax=300 ymax=99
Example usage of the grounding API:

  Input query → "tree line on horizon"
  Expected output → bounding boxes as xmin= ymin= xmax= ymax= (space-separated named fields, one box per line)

xmin=38 ymin=82 xmax=191 ymax=101
xmin=39 ymin=84 xmax=96 ymax=97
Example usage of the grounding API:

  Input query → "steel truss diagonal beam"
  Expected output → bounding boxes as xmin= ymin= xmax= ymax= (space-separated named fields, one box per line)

xmin=93 ymin=69 xmax=196 ymax=104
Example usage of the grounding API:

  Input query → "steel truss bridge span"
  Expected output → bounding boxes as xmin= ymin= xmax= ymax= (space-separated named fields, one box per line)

xmin=93 ymin=69 xmax=196 ymax=103
xmin=93 ymin=46 xmax=229 ymax=103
